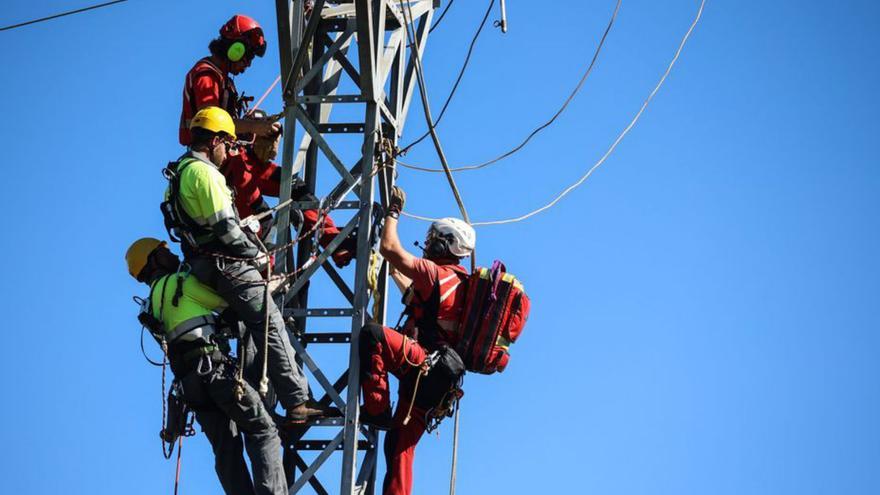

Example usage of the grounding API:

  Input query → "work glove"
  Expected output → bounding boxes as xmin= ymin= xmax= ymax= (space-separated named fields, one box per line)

xmin=256 ymin=120 xmax=282 ymax=137
xmin=389 ymin=186 xmax=406 ymax=214
xmin=253 ymin=132 xmax=281 ymax=164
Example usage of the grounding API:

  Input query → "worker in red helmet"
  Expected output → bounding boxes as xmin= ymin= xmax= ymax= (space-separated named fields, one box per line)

xmin=179 ymin=14 xmax=278 ymax=146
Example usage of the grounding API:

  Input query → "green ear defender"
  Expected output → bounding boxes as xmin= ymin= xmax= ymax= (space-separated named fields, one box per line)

xmin=227 ymin=41 xmax=247 ymax=62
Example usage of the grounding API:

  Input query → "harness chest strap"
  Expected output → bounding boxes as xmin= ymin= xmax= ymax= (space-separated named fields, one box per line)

xmin=406 ymin=267 xmax=468 ymax=346
xmin=163 ymin=155 xmax=223 ymax=250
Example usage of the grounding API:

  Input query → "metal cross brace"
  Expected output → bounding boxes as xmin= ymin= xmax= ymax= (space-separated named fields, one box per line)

xmin=273 ymin=2 xmax=437 ymax=493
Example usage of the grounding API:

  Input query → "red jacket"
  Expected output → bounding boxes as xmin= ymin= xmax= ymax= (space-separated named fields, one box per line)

xmin=221 ymin=150 xmax=344 ymax=251
xmin=179 ymin=57 xmax=240 ymax=146
xmin=222 ymin=149 xmax=280 ymax=220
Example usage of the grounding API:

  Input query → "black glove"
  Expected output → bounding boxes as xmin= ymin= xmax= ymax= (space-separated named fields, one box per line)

xmin=291 ymin=177 xmax=315 ymax=202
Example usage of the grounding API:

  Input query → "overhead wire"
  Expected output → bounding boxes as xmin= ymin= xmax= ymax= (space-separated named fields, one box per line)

xmin=397 ymin=0 xmax=621 ymax=172
xmin=0 ymin=0 xmax=128 ymax=32
xmin=405 ymin=0 xmax=456 ymax=49
xmin=403 ymin=0 xmax=707 ymax=226
xmin=400 ymin=0 xmax=496 ymax=154
xmin=399 ymin=0 xmax=471 ymax=225
xmin=429 ymin=0 xmax=455 ymax=34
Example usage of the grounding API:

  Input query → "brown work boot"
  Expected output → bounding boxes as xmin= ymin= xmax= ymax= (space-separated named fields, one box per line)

xmin=286 ymin=400 xmax=341 ymax=424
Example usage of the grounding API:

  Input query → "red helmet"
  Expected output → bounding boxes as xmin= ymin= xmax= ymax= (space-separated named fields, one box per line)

xmin=220 ymin=14 xmax=266 ymax=57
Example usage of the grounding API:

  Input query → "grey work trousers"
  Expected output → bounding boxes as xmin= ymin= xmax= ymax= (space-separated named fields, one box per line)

xmin=190 ymin=256 xmax=310 ymax=409
xmin=180 ymin=360 xmax=287 ymax=495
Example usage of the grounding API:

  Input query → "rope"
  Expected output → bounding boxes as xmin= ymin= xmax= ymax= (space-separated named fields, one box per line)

xmin=399 ymin=335 xmax=427 ymax=426
xmin=0 ymin=0 xmax=128 ymax=32
xmin=399 ymin=0 xmax=495 ymax=154
xmin=160 ymin=338 xmax=173 ymax=460
xmin=449 ymin=400 xmax=461 ymax=495
xmin=397 ymin=0 xmax=621 ymax=172
xmin=252 ymin=75 xmax=281 ymax=111
xmin=402 ymin=368 xmax=427 ymax=426
xmin=196 ymin=206 xmax=328 ymax=265
xmin=402 ymin=0 xmax=707 ymax=226
xmin=253 ymin=237 xmax=273 ymax=398
xmin=173 ymin=435 xmax=184 ymax=495
xmin=156 ymin=276 xmax=174 ymax=460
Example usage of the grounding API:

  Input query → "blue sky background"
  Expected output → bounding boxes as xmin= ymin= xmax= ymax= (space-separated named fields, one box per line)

xmin=1 ymin=0 xmax=878 ymax=493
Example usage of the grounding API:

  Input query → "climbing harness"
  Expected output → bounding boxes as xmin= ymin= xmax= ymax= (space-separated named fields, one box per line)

xmin=160 ymin=156 xmax=214 ymax=248
xmin=136 ymin=268 xmax=209 ymax=459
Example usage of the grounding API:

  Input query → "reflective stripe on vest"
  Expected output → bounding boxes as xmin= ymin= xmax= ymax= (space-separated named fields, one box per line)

xmin=167 ymin=315 xmax=218 ymax=343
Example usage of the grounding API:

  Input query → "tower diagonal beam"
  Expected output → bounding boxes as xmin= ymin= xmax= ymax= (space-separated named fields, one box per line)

xmin=274 ymin=2 xmax=437 ymax=493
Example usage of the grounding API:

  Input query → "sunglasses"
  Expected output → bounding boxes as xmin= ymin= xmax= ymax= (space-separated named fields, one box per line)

xmin=214 ymin=136 xmax=239 ymax=152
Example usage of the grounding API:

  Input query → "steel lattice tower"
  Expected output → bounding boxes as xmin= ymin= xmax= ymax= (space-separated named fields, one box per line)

xmin=272 ymin=1 xmax=438 ymax=493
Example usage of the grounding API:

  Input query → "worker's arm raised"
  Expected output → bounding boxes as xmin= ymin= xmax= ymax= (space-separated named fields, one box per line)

xmin=379 ymin=186 xmax=418 ymax=280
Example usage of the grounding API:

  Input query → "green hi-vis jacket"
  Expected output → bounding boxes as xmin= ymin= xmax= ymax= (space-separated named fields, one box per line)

xmin=150 ymin=272 xmax=227 ymax=342
xmin=166 ymin=151 xmax=260 ymax=258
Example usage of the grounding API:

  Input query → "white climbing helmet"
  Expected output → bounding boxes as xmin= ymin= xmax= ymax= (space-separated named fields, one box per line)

xmin=427 ymin=217 xmax=476 ymax=258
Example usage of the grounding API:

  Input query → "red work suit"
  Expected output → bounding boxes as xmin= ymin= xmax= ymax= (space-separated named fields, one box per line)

xmin=360 ymin=258 xmax=468 ymax=495
xmin=221 ymin=148 xmax=351 ymax=265
xmin=179 ymin=57 xmax=240 ymax=146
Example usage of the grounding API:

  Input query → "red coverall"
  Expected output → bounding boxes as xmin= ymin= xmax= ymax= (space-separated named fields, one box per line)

xmin=179 ymin=57 xmax=240 ymax=146
xmin=221 ymin=149 xmax=349 ymax=265
xmin=360 ymin=258 xmax=468 ymax=495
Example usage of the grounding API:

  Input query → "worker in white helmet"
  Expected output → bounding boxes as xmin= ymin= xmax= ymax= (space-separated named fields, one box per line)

xmin=358 ymin=185 xmax=476 ymax=495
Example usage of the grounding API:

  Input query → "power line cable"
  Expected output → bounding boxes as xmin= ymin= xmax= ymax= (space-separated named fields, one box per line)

xmin=400 ymin=0 xmax=495 ymax=154
xmin=400 ymin=0 xmax=470 ymax=223
xmin=429 ymin=0 xmax=455 ymax=33
xmin=0 ymin=0 xmax=128 ymax=32
xmin=397 ymin=0 xmax=621 ymax=172
xmin=403 ymin=0 xmax=707 ymax=226
xmin=404 ymin=0 xmax=456 ymax=49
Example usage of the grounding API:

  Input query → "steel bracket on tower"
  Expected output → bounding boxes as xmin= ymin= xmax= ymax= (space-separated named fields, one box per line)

xmin=273 ymin=1 xmax=436 ymax=493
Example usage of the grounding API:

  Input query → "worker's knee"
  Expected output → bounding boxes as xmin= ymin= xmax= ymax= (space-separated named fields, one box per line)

xmin=360 ymin=323 xmax=386 ymax=350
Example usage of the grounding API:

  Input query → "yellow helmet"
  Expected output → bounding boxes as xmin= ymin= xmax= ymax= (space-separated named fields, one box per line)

xmin=190 ymin=106 xmax=237 ymax=140
xmin=125 ymin=238 xmax=166 ymax=280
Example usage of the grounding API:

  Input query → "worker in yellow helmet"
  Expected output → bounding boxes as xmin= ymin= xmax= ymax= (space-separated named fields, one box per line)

xmin=125 ymin=238 xmax=287 ymax=495
xmin=160 ymin=106 xmax=334 ymax=424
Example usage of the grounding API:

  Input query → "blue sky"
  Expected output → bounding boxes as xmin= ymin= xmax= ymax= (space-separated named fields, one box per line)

xmin=1 ymin=0 xmax=878 ymax=494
